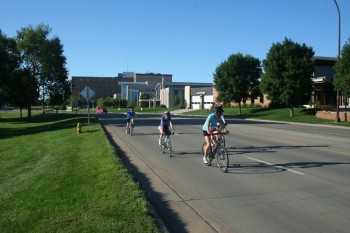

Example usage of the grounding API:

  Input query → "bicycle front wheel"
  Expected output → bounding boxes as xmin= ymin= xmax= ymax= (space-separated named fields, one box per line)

xmin=216 ymin=147 xmax=229 ymax=172
xmin=221 ymin=135 xmax=225 ymax=148
xmin=167 ymin=141 xmax=172 ymax=157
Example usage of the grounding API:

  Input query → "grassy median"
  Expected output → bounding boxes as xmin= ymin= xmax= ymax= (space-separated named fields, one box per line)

xmin=0 ymin=112 xmax=159 ymax=233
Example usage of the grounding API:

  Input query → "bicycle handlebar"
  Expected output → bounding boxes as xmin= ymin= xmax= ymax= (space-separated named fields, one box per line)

xmin=210 ymin=131 xmax=229 ymax=135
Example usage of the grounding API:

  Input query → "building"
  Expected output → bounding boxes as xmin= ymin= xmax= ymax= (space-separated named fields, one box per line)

xmin=119 ymin=73 xmax=173 ymax=106
xmin=71 ymin=73 xmax=133 ymax=105
xmin=161 ymin=82 xmax=213 ymax=109
xmin=311 ymin=56 xmax=339 ymax=109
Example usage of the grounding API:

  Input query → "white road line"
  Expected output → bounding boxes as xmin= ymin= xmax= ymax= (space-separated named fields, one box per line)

xmin=247 ymin=156 xmax=305 ymax=175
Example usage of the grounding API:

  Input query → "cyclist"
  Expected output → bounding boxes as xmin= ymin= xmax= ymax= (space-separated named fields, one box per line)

xmin=158 ymin=111 xmax=174 ymax=146
xmin=125 ymin=107 xmax=136 ymax=133
xmin=202 ymin=107 xmax=224 ymax=164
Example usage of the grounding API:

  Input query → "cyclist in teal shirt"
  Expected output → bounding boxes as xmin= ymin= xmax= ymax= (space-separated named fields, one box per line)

xmin=202 ymin=107 xmax=224 ymax=164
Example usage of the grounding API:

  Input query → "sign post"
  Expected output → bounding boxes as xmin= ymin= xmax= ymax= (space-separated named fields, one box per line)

xmin=80 ymin=86 xmax=95 ymax=125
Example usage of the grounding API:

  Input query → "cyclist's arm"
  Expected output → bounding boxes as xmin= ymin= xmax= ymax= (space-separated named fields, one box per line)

xmin=160 ymin=118 xmax=164 ymax=132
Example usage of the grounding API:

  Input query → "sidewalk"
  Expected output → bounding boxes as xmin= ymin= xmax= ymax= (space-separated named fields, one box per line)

xmin=170 ymin=108 xmax=195 ymax=115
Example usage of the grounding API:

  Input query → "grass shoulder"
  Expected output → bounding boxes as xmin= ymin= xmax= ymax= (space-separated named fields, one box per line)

xmin=0 ymin=113 xmax=160 ymax=233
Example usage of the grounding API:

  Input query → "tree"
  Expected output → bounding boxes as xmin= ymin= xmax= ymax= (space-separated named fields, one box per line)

xmin=16 ymin=24 xmax=69 ymax=117
xmin=0 ymin=30 xmax=20 ymax=107
xmin=260 ymin=38 xmax=314 ymax=117
xmin=334 ymin=38 xmax=350 ymax=99
xmin=213 ymin=53 xmax=261 ymax=114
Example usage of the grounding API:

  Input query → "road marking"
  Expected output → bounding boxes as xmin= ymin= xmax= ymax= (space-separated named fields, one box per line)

xmin=247 ymin=156 xmax=305 ymax=175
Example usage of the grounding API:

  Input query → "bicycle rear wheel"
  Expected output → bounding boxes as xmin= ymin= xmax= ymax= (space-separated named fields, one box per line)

xmin=130 ymin=126 xmax=133 ymax=135
xmin=201 ymin=142 xmax=206 ymax=156
xmin=216 ymin=147 xmax=229 ymax=172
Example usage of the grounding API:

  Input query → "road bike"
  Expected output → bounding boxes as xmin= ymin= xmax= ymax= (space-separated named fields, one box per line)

xmin=202 ymin=132 xmax=229 ymax=173
xmin=126 ymin=122 xmax=134 ymax=135
xmin=160 ymin=130 xmax=174 ymax=157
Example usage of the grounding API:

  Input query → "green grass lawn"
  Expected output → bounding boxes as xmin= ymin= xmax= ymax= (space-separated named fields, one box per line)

xmin=0 ymin=112 xmax=159 ymax=233
xmin=185 ymin=107 xmax=350 ymax=127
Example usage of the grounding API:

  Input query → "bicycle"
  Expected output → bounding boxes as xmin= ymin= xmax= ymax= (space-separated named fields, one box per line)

xmin=126 ymin=122 xmax=134 ymax=135
xmin=202 ymin=131 xmax=229 ymax=173
xmin=160 ymin=130 xmax=174 ymax=157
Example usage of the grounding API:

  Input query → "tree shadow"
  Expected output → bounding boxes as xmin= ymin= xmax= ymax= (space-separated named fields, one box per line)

xmin=100 ymin=124 xmax=187 ymax=233
xmin=0 ymin=114 xmax=92 ymax=140
xmin=225 ymin=145 xmax=350 ymax=174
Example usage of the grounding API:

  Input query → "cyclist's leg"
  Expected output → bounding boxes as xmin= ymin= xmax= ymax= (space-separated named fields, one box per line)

xmin=203 ymin=131 xmax=211 ymax=163
xmin=126 ymin=119 xmax=130 ymax=133
xmin=158 ymin=127 xmax=163 ymax=145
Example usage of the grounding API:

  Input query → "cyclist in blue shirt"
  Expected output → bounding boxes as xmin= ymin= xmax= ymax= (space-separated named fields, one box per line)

xmin=202 ymin=107 xmax=224 ymax=164
xmin=158 ymin=111 xmax=174 ymax=146
xmin=126 ymin=107 xmax=136 ymax=133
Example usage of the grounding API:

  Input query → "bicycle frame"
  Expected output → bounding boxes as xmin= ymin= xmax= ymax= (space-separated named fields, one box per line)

xmin=160 ymin=130 xmax=173 ymax=157
xmin=202 ymin=132 xmax=229 ymax=172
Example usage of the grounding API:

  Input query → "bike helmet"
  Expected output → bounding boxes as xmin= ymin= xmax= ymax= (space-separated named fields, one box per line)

xmin=164 ymin=111 xmax=170 ymax=116
xmin=215 ymin=106 xmax=224 ymax=115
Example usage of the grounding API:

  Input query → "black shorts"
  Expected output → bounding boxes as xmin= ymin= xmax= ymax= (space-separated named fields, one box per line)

xmin=127 ymin=119 xmax=132 ymax=123
xmin=163 ymin=128 xmax=171 ymax=135
xmin=203 ymin=130 xmax=210 ymax=136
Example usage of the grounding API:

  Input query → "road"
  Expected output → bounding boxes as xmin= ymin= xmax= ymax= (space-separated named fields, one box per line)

xmin=97 ymin=113 xmax=350 ymax=233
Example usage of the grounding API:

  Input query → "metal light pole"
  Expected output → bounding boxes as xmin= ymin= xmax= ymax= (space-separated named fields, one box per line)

xmin=333 ymin=0 xmax=341 ymax=123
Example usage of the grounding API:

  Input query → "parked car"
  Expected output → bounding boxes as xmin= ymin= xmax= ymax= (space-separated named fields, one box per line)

xmin=96 ymin=107 xmax=107 ymax=114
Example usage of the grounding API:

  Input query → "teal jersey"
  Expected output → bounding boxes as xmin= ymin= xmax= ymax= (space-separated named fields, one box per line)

xmin=202 ymin=113 xmax=221 ymax=131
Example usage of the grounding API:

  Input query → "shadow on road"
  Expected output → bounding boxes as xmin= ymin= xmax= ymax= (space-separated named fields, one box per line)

xmin=100 ymin=124 xmax=188 ymax=233
xmin=225 ymin=145 xmax=350 ymax=174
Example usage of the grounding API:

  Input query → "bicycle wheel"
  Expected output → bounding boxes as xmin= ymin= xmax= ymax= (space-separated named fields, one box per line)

xmin=220 ymin=135 xmax=225 ymax=148
xmin=160 ymin=136 xmax=165 ymax=153
xmin=130 ymin=125 xmax=133 ymax=135
xmin=201 ymin=142 xmax=206 ymax=156
xmin=216 ymin=147 xmax=229 ymax=172
xmin=167 ymin=140 xmax=172 ymax=157
xmin=127 ymin=127 xmax=130 ymax=135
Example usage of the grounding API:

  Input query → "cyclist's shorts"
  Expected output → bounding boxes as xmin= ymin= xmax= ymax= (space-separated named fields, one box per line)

xmin=203 ymin=130 xmax=210 ymax=136
xmin=163 ymin=129 xmax=171 ymax=136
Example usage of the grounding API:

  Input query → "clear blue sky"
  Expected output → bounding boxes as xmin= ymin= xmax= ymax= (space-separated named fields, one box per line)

xmin=1 ymin=0 xmax=349 ymax=83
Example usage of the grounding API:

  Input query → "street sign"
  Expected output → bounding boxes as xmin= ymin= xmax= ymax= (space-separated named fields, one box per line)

xmin=80 ymin=86 xmax=95 ymax=100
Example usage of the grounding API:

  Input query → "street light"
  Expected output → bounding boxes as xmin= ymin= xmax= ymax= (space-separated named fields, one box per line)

xmin=333 ymin=0 xmax=341 ymax=123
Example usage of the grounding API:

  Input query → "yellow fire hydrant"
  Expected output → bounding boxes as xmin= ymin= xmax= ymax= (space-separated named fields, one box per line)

xmin=77 ymin=122 xmax=81 ymax=134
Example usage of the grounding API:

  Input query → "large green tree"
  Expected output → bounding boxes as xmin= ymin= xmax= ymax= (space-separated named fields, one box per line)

xmin=213 ymin=53 xmax=261 ymax=114
xmin=0 ymin=30 xmax=20 ymax=107
xmin=16 ymin=24 xmax=69 ymax=117
xmin=260 ymin=38 xmax=314 ymax=117
xmin=334 ymin=38 xmax=350 ymax=99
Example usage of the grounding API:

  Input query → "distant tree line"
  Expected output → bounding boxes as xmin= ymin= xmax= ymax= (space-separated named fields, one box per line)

xmin=0 ymin=24 xmax=70 ymax=119
xmin=214 ymin=37 xmax=350 ymax=117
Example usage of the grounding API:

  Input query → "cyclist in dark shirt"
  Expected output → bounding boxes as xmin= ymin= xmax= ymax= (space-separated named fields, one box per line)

xmin=158 ymin=111 xmax=174 ymax=146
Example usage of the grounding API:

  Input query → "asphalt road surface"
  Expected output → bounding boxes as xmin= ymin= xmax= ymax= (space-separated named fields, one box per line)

xmin=97 ymin=112 xmax=350 ymax=233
